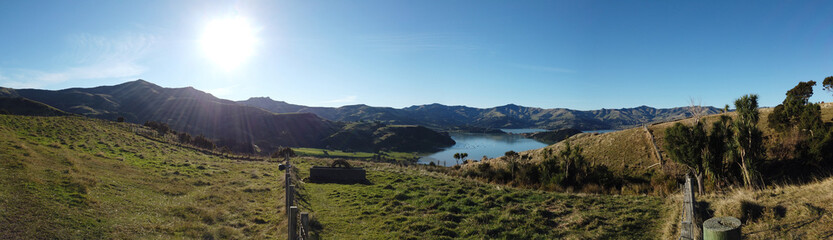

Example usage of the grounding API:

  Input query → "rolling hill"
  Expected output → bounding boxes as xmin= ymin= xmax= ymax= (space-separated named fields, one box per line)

xmin=0 ymin=97 xmax=70 ymax=116
xmin=239 ymin=97 xmax=721 ymax=131
xmin=0 ymin=114 xmax=665 ymax=239
xmin=0 ymin=80 xmax=453 ymax=154
xmin=463 ymin=102 xmax=833 ymax=195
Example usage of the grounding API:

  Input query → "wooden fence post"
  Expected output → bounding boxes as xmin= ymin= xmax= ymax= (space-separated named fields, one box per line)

xmin=289 ymin=206 xmax=298 ymax=240
xmin=301 ymin=212 xmax=309 ymax=240
xmin=287 ymin=185 xmax=295 ymax=217
xmin=680 ymin=174 xmax=697 ymax=240
xmin=703 ymin=216 xmax=741 ymax=240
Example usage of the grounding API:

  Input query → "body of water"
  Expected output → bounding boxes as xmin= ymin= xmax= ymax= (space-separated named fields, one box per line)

xmin=419 ymin=129 xmax=548 ymax=166
xmin=500 ymin=128 xmax=549 ymax=134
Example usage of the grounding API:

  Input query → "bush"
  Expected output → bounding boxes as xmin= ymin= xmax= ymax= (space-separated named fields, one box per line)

xmin=178 ymin=132 xmax=192 ymax=144
xmin=143 ymin=121 xmax=170 ymax=135
xmin=192 ymin=135 xmax=215 ymax=150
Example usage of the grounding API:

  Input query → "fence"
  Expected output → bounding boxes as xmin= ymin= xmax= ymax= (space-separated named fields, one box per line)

xmin=284 ymin=157 xmax=311 ymax=240
xmin=679 ymin=175 xmax=697 ymax=240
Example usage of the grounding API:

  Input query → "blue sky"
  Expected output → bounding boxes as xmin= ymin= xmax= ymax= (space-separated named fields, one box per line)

xmin=1 ymin=1 xmax=832 ymax=110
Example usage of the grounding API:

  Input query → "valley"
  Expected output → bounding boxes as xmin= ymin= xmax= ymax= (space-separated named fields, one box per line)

xmin=3 ymin=2 xmax=832 ymax=239
xmin=0 ymin=114 xmax=665 ymax=239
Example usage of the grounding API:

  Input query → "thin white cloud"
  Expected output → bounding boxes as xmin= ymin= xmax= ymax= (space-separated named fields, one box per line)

xmin=515 ymin=64 xmax=576 ymax=73
xmin=0 ymin=32 xmax=156 ymax=88
xmin=325 ymin=95 xmax=358 ymax=104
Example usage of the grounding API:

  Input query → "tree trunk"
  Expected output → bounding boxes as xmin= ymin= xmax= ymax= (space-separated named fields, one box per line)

xmin=738 ymin=149 xmax=751 ymax=188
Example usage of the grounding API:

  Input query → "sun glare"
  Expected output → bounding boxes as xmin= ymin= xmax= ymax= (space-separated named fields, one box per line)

xmin=200 ymin=17 xmax=258 ymax=71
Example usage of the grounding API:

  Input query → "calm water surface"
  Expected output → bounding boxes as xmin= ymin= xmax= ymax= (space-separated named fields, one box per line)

xmin=500 ymin=128 xmax=548 ymax=134
xmin=419 ymin=129 xmax=548 ymax=166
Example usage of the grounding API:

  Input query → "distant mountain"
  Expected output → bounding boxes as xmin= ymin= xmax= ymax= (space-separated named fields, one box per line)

xmin=2 ymin=80 xmax=453 ymax=154
xmin=321 ymin=122 xmax=455 ymax=153
xmin=239 ymin=98 xmax=721 ymax=131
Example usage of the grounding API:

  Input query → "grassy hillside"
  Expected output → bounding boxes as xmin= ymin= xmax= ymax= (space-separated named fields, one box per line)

xmin=321 ymin=122 xmax=455 ymax=153
xmin=293 ymin=147 xmax=419 ymax=163
xmin=0 ymin=115 xmax=286 ymax=239
xmin=659 ymin=177 xmax=833 ymax=239
xmin=1 ymin=114 xmax=670 ymax=239
xmin=461 ymin=103 xmax=833 ymax=194
xmin=0 ymin=97 xmax=70 ymax=116
xmin=10 ymin=80 xmax=340 ymax=153
xmin=522 ymin=128 xmax=582 ymax=144
xmin=293 ymin=159 xmax=665 ymax=239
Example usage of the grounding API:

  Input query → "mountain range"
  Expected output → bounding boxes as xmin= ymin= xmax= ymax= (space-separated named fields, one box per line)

xmin=0 ymin=80 xmax=452 ymax=153
xmin=0 ymin=79 xmax=719 ymax=154
xmin=239 ymin=97 xmax=721 ymax=130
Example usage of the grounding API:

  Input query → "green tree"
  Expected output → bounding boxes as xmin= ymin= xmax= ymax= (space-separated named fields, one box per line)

xmin=733 ymin=94 xmax=764 ymax=188
xmin=453 ymin=152 xmax=469 ymax=165
xmin=504 ymin=150 xmax=520 ymax=181
xmin=559 ymin=142 xmax=586 ymax=185
xmin=768 ymin=81 xmax=820 ymax=132
xmin=539 ymin=151 xmax=562 ymax=186
xmin=705 ymin=115 xmax=733 ymax=188
xmin=272 ymin=147 xmax=296 ymax=162
xmin=192 ymin=135 xmax=215 ymax=150
xmin=823 ymin=76 xmax=833 ymax=94
xmin=767 ymin=81 xmax=828 ymax=164
xmin=177 ymin=132 xmax=192 ymax=144
xmin=664 ymin=121 xmax=708 ymax=195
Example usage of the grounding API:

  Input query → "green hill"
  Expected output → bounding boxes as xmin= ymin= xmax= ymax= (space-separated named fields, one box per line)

xmin=322 ymin=122 xmax=455 ymax=153
xmin=0 ymin=114 xmax=666 ymax=239
xmin=4 ymin=80 xmax=453 ymax=154
xmin=522 ymin=128 xmax=583 ymax=144
xmin=459 ymin=103 xmax=833 ymax=196
xmin=8 ymin=80 xmax=338 ymax=153
xmin=0 ymin=115 xmax=285 ymax=239
xmin=0 ymin=97 xmax=70 ymax=116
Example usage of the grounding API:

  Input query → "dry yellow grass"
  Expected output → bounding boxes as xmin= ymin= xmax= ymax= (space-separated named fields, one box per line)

xmin=482 ymin=102 xmax=833 ymax=180
xmin=659 ymin=177 xmax=833 ymax=239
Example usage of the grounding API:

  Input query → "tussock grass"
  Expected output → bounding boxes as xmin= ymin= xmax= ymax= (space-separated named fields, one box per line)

xmin=660 ymin=178 xmax=833 ymax=239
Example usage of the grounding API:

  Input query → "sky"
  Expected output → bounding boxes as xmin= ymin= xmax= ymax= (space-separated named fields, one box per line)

xmin=1 ymin=1 xmax=833 ymax=110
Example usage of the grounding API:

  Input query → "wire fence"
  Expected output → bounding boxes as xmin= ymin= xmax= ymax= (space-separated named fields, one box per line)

xmin=284 ymin=158 xmax=311 ymax=240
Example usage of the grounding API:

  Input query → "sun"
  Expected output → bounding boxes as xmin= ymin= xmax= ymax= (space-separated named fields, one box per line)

xmin=200 ymin=16 xmax=259 ymax=71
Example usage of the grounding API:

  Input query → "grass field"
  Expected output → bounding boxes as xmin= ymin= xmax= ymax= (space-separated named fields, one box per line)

xmin=293 ymin=147 xmax=419 ymax=163
xmin=0 ymin=114 xmax=670 ymax=239
xmin=292 ymin=158 xmax=665 ymax=239
xmin=0 ymin=115 xmax=286 ymax=239
xmin=6 ymin=113 xmax=833 ymax=239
